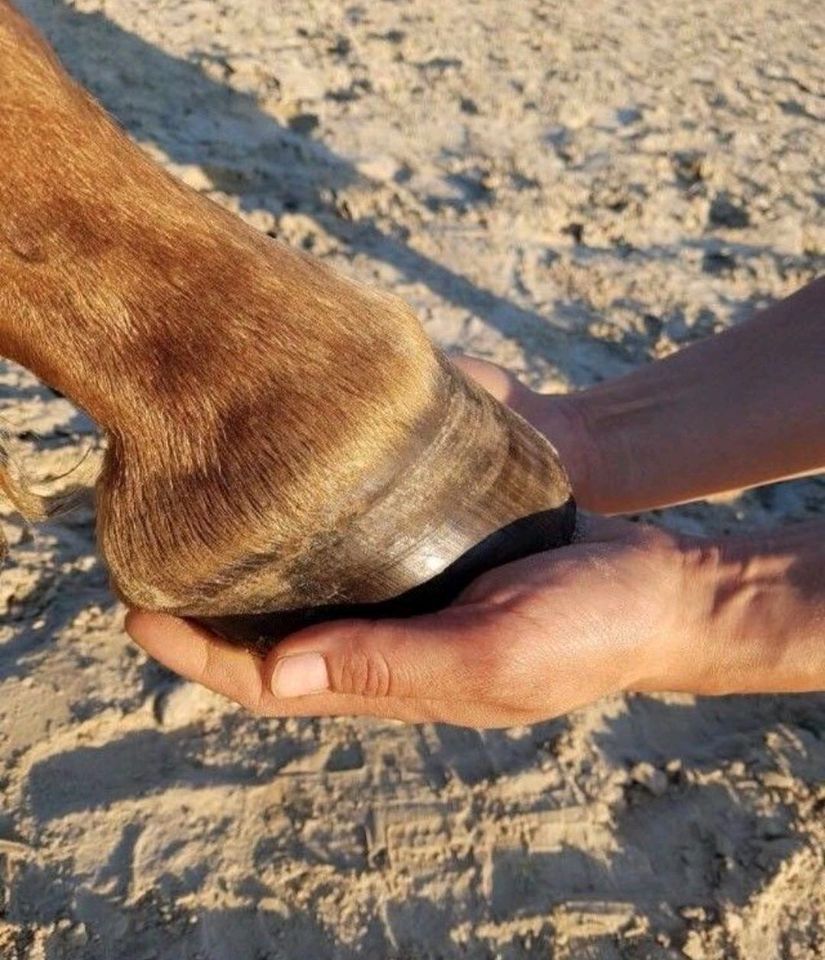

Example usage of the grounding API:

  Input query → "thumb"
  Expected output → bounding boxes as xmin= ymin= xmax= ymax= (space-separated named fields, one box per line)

xmin=263 ymin=610 xmax=496 ymax=722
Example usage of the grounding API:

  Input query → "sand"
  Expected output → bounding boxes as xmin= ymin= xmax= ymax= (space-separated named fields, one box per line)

xmin=1 ymin=0 xmax=824 ymax=957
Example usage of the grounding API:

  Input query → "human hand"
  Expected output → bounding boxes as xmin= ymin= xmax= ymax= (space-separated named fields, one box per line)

xmin=126 ymin=516 xmax=710 ymax=728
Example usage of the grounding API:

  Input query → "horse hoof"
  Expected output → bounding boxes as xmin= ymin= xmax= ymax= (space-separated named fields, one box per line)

xmin=195 ymin=354 xmax=575 ymax=655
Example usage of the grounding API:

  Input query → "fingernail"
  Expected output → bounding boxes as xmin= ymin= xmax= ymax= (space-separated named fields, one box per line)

xmin=271 ymin=653 xmax=330 ymax=698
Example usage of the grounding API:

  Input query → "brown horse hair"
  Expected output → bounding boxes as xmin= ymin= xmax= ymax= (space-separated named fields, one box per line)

xmin=0 ymin=0 xmax=574 ymax=647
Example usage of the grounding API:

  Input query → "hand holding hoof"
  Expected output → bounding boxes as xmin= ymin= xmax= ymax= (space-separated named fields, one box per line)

xmin=127 ymin=517 xmax=704 ymax=728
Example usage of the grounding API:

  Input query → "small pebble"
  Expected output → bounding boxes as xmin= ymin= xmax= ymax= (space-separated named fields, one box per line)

xmin=630 ymin=762 xmax=668 ymax=796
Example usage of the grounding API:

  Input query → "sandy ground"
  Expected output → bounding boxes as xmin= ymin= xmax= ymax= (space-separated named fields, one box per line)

xmin=1 ymin=0 xmax=824 ymax=957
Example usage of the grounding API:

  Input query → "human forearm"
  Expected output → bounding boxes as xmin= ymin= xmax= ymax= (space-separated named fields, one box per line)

xmin=562 ymin=277 xmax=825 ymax=514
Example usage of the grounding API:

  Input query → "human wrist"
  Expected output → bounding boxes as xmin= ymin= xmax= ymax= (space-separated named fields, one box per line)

xmin=530 ymin=391 xmax=604 ymax=513
xmin=703 ymin=526 xmax=825 ymax=695
xmin=547 ymin=386 xmax=648 ymax=516
xmin=634 ymin=524 xmax=825 ymax=698
xmin=623 ymin=530 xmax=724 ymax=696
xmin=629 ymin=531 xmax=794 ymax=697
